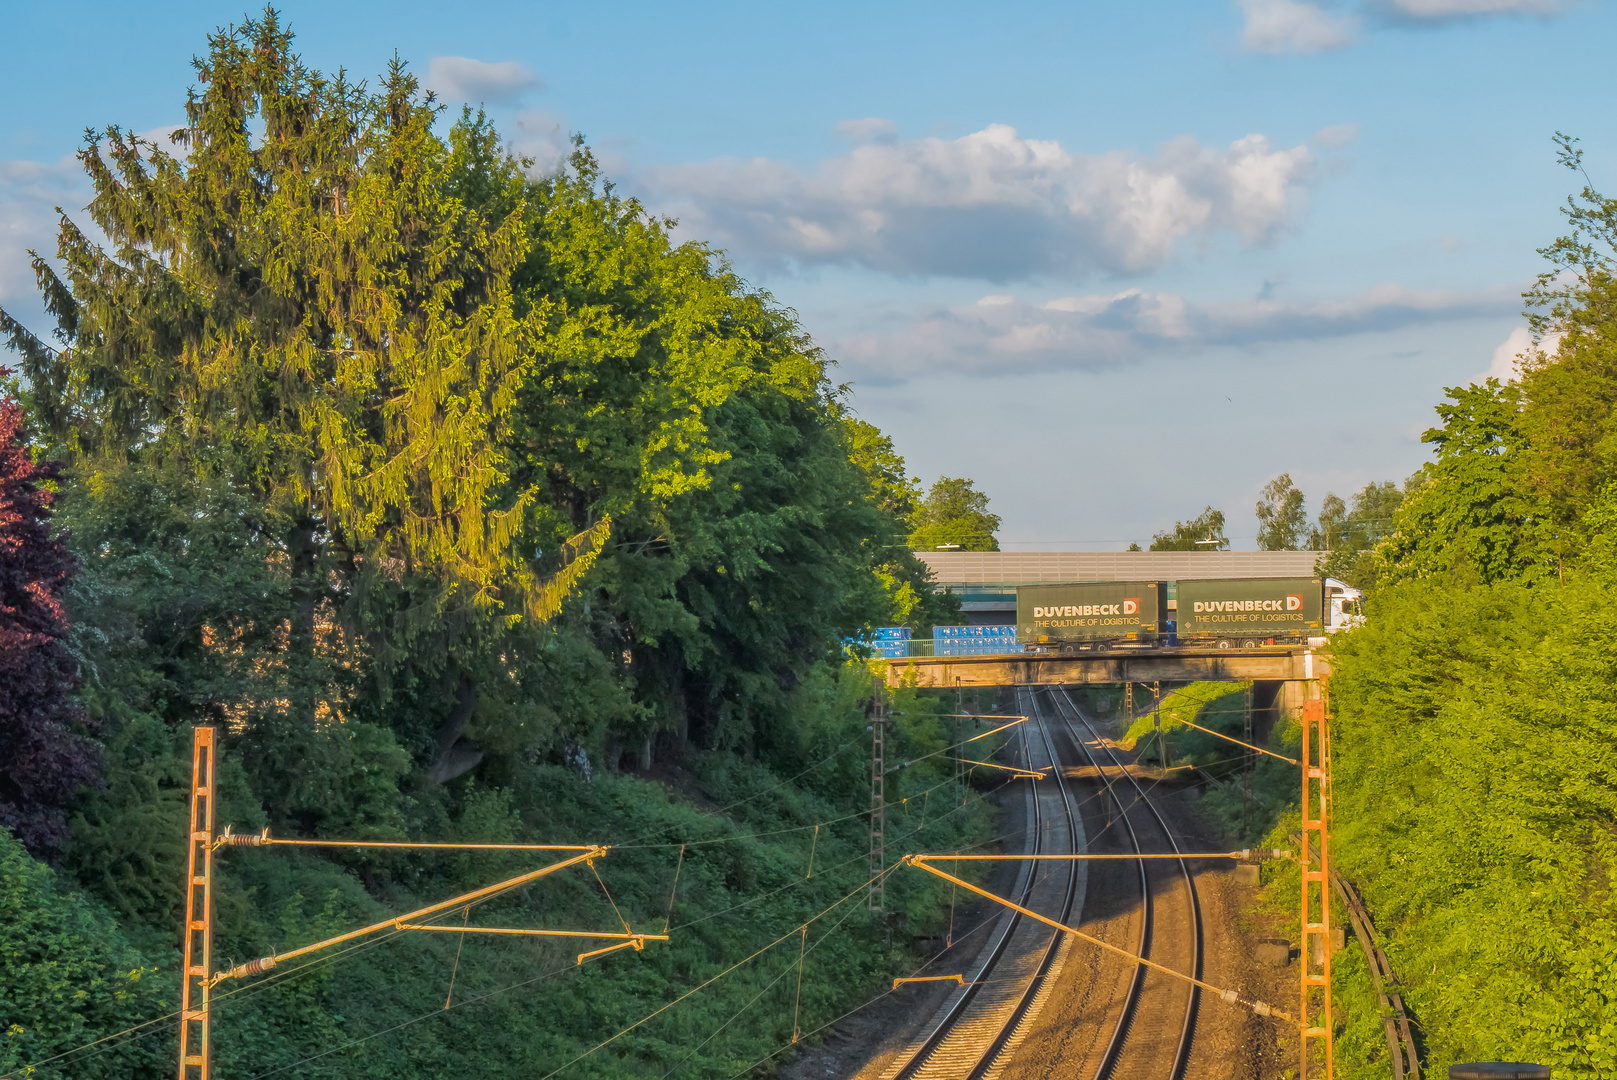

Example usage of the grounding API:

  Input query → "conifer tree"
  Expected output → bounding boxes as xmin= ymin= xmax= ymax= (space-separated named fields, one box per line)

xmin=1 ymin=10 xmax=548 ymax=614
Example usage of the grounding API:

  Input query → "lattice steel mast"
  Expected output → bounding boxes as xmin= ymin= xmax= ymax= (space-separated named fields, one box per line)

xmin=868 ymin=677 xmax=886 ymax=913
xmin=1299 ymin=696 xmax=1335 ymax=1078
xmin=178 ymin=727 xmax=216 ymax=1080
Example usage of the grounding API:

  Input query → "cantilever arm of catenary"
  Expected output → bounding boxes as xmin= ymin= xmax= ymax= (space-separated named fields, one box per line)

xmin=960 ymin=717 xmax=1029 ymax=743
xmin=215 ymin=826 xmax=597 ymax=852
xmin=395 ymin=924 xmax=669 ymax=965
xmin=954 ymin=757 xmax=1047 ymax=779
xmin=908 ymin=850 xmax=1294 ymax=863
xmin=212 ymin=847 xmax=610 ymax=983
xmin=885 ymin=716 xmax=1030 ymax=775
xmin=901 ymin=855 xmax=1299 ymax=1026
xmin=1164 ymin=718 xmax=1302 ymax=766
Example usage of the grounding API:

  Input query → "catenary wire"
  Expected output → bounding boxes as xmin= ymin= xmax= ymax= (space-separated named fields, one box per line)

xmin=12 ymin=712 xmax=1024 ymax=1076
xmin=534 ymin=864 xmax=903 ymax=1080
xmin=657 ymin=892 xmax=870 ymax=1078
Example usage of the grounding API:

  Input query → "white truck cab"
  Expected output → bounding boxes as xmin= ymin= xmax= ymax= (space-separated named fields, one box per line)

xmin=1325 ymin=578 xmax=1365 ymax=633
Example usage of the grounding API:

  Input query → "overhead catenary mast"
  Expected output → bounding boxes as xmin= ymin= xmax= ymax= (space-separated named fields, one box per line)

xmin=173 ymin=726 xmax=662 ymax=1080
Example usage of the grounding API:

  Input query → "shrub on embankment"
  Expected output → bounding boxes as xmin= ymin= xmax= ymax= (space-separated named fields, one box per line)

xmin=1 ymin=677 xmax=996 ymax=1080
xmin=1322 ymin=575 xmax=1617 ymax=1077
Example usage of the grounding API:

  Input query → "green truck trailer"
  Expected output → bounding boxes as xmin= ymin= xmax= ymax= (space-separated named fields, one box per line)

xmin=1172 ymin=576 xmax=1324 ymax=646
xmin=1017 ymin=581 xmax=1167 ymax=650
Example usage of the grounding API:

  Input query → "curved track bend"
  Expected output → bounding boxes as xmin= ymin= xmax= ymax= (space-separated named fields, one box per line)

xmin=879 ymin=690 xmax=1083 ymax=1080
xmin=1026 ymin=684 xmax=1203 ymax=1080
xmin=877 ymin=686 xmax=1207 ymax=1080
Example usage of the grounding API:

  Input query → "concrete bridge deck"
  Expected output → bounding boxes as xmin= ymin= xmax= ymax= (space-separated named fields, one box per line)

xmin=883 ymin=646 xmax=1327 ymax=688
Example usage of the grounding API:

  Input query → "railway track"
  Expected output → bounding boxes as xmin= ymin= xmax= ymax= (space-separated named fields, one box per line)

xmin=1040 ymin=684 xmax=1203 ymax=1080
xmin=879 ymin=690 xmax=1084 ymax=1080
xmin=877 ymin=686 xmax=1205 ymax=1080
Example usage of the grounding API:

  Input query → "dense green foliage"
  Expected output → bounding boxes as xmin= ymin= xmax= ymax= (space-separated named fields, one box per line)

xmin=0 ymin=11 xmax=991 ymax=1079
xmin=1330 ymin=578 xmax=1617 ymax=1075
xmin=3 ymin=683 xmax=997 ymax=1080
xmin=1319 ymin=137 xmax=1617 ymax=1077
xmin=0 ymin=830 xmax=169 ymax=1079
xmin=843 ymin=421 xmax=962 ymax=634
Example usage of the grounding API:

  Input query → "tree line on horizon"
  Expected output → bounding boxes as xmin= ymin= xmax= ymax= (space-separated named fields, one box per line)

xmin=1132 ymin=476 xmax=1405 ymax=585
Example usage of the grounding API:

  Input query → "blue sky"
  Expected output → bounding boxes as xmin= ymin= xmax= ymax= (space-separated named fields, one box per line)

xmin=2 ymin=0 xmax=1612 ymax=548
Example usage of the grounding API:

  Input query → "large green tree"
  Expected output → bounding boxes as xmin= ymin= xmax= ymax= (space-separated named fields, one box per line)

xmin=0 ymin=14 xmax=552 ymax=615
xmin=1313 ymin=480 xmax=1405 ymax=589
xmin=0 ymin=12 xmax=912 ymax=783
xmin=0 ymin=14 xmax=997 ymax=1080
xmin=1255 ymin=473 xmax=1307 ymax=551
xmin=1148 ymin=506 xmax=1228 ymax=551
xmin=908 ymin=477 xmax=1001 ymax=551
xmin=1374 ymin=380 xmax=1533 ymax=585
xmin=842 ymin=419 xmax=960 ymax=633
xmin=1373 ymin=135 xmax=1617 ymax=587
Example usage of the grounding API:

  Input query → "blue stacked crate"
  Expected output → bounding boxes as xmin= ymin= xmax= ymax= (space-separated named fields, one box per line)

xmin=933 ymin=624 xmax=1018 ymax=656
xmin=870 ymin=625 xmax=911 ymax=659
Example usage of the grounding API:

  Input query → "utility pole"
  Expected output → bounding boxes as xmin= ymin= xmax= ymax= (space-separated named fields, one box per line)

xmin=174 ymin=733 xmax=649 ymax=1080
xmin=179 ymin=727 xmax=216 ymax=1080
xmin=1243 ymin=682 xmax=1254 ymax=837
xmin=1153 ymin=681 xmax=1164 ymax=768
xmin=868 ymin=678 xmax=886 ymax=913
xmin=955 ymin=679 xmax=966 ymax=806
xmin=1299 ymin=696 xmax=1334 ymax=1078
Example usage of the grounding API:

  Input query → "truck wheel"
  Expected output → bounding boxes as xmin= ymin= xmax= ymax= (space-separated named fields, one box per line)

xmin=1217 ymin=639 xmax=1232 ymax=649
xmin=1243 ymin=639 xmax=1259 ymax=649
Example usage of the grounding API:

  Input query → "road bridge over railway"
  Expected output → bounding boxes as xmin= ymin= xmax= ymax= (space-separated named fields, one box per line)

xmin=883 ymin=645 xmax=1327 ymax=689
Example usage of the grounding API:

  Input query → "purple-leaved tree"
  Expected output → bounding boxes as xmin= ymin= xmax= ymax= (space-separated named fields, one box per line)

xmin=0 ymin=383 xmax=97 ymax=857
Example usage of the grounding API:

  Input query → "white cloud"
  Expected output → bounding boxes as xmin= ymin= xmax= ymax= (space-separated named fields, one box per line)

xmin=425 ymin=57 xmax=543 ymax=106
xmin=833 ymin=283 xmax=1513 ymax=378
xmin=646 ymin=124 xmax=1318 ymax=281
xmin=835 ymin=118 xmax=898 ymax=144
xmin=1311 ymin=122 xmax=1362 ymax=147
xmin=510 ymin=110 xmax=572 ymax=175
xmin=1239 ymin=0 xmax=1359 ymax=54
xmin=1374 ymin=0 xmax=1568 ymax=21
xmin=1473 ymin=326 xmax=1561 ymax=384
xmin=134 ymin=124 xmax=189 ymax=152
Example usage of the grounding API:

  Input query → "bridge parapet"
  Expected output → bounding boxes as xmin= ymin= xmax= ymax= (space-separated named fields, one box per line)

xmin=883 ymin=647 xmax=1327 ymax=688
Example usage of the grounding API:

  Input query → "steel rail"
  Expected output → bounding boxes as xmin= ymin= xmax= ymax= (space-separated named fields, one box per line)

xmin=1043 ymin=686 xmax=1153 ymax=1080
xmin=960 ymin=687 xmax=1089 ymax=1078
xmin=886 ymin=704 xmax=1060 ymax=1080
xmin=1052 ymin=685 xmax=1204 ymax=1080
